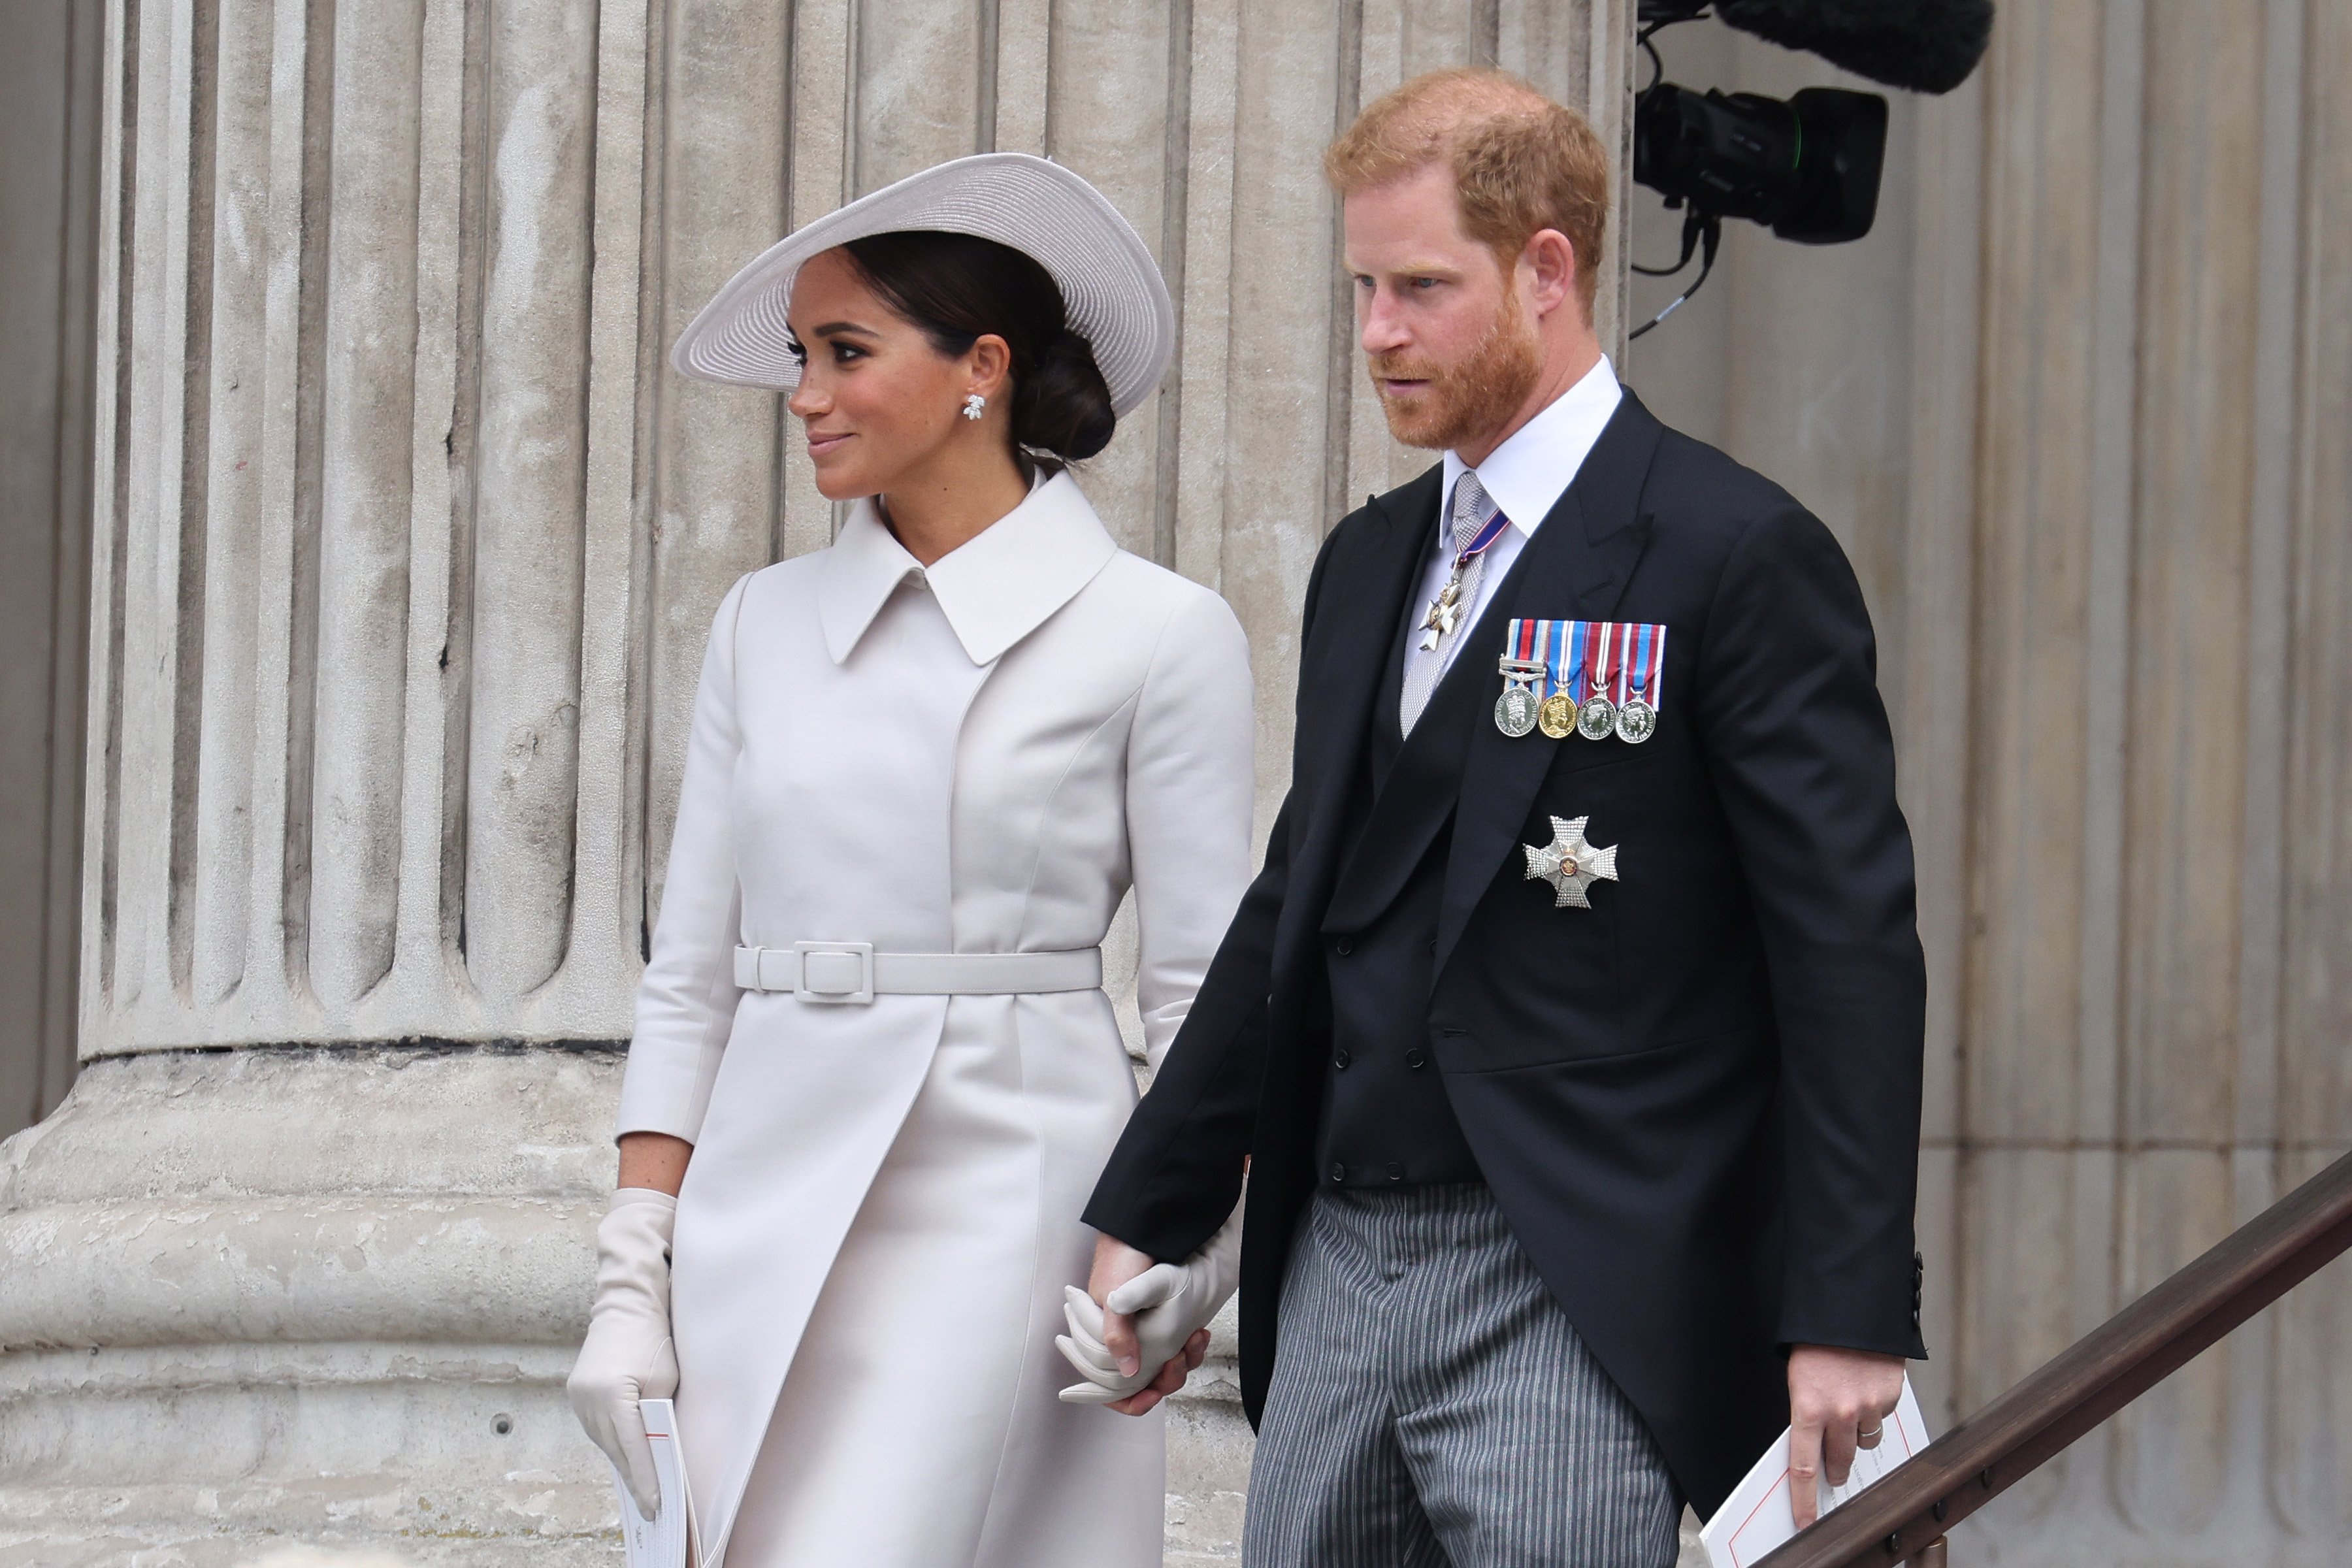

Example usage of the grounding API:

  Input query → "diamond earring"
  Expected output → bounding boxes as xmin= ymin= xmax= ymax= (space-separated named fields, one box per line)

xmin=962 ymin=393 xmax=987 ymax=421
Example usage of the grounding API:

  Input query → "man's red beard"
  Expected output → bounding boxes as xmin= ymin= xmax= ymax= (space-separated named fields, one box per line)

xmin=1367 ymin=295 xmax=1543 ymax=451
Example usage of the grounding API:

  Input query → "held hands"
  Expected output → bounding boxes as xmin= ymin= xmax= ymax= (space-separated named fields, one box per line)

xmin=566 ymin=1189 xmax=681 ymax=1520
xmin=1058 ymin=1282 xmax=1210 ymax=1413
xmin=1786 ymin=1344 xmax=1908 ymax=1530
xmin=1058 ymin=1190 xmax=1245 ymax=1414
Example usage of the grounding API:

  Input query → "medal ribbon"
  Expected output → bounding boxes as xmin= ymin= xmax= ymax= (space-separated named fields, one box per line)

xmin=1617 ymin=623 xmax=1665 ymax=709
xmin=1452 ymin=501 xmax=1512 ymax=570
xmin=1554 ymin=620 xmax=1586 ymax=701
xmin=1509 ymin=620 xmax=1670 ymax=711
xmin=1627 ymin=620 xmax=1665 ymax=710
xmin=1616 ymin=623 xmax=1647 ymax=705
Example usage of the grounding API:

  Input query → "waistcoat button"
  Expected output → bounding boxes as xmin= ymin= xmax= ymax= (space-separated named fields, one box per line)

xmin=1333 ymin=936 xmax=1354 ymax=956
xmin=1333 ymin=1049 xmax=1352 ymax=1070
xmin=1330 ymin=1162 xmax=1347 ymax=1183
xmin=1404 ymin=1049 xmax=1426 ymax=1069
xmin=1385 ymin=1162 xmax=1403 ymax=1181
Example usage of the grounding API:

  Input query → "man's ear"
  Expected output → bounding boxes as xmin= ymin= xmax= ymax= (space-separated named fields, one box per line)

xmin=1523 ymin=229 xmax=1577 ymax=319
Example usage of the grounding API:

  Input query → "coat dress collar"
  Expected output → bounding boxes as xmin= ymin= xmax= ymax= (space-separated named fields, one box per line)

xmin=818 ymin=468 xmax=1120 ymax=666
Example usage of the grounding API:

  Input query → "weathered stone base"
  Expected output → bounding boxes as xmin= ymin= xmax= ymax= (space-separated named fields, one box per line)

xmin=0 ymin=1047 xmax=619 ymax=1564
xmin=1165 ymin=1355 xmax=1252 ymax=1567
xmin=0 ymin=1047 xmax=1272 ymax=1566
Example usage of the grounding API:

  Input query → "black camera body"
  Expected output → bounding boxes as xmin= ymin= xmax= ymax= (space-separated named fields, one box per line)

xmin=1635 ymin=82 xmax=1888 ymax=245
xmin=1622 ymin=0 xmax=1988 ymax=335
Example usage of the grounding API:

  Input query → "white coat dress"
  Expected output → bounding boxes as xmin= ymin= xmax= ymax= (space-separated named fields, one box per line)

xmin=613 ymin=471 xmax=1256 ymax=1568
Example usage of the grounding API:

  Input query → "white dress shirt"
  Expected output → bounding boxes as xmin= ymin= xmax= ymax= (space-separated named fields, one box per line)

xmin=1401 ymin=355 xmax=1624 ymax=694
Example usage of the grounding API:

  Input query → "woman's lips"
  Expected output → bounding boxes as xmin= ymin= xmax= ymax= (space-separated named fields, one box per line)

xmin=806 ymin=431 xmax=853 ymax=458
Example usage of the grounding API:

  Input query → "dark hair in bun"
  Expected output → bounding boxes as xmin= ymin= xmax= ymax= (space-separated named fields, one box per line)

xmin=841 ymin=230 xmax=1118 ymax=467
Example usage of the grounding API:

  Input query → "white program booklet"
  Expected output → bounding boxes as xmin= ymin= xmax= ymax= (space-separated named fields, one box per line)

xmin=1699 ymin=1377 xmax=1931 ymax=1568
xmin=613 ymin=1398 xmax=698 ymax=1568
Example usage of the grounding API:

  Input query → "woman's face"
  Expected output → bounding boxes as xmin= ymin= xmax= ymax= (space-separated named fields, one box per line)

xmin=784 ymin=247 xmax=1009 ymax=500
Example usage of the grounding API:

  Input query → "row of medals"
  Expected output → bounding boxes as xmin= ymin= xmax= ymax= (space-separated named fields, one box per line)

xmin=1494 ymin=659 xmax=1657 ymax=744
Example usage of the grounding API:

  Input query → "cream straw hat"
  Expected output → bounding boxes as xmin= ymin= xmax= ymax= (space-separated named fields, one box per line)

xmin=671 ymin=153 xmax=1176 ymax=418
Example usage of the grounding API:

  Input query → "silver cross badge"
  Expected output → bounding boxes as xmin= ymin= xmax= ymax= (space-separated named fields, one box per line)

xmin=1522 ymin=815 xmax=1619 ymax=909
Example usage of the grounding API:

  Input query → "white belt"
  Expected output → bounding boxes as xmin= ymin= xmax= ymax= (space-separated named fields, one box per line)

xmin=732 ymin=942 xmax=1103 ymax=1005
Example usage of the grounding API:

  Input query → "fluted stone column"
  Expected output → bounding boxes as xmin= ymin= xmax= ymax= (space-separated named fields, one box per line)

xmin=0 ymin=3 xmax=1625 ymax=1563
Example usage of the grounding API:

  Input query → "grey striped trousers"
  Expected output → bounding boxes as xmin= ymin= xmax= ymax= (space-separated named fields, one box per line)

xmin=1242 ymin=1184 xmax=1681 ymax=1568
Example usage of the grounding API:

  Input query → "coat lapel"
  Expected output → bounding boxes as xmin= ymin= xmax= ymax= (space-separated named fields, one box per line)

xmin=1433 ymin=393 xmax=1664 ymax=977
xmin=1289 ymin=468 xmax=1445 ymax=890
xmin=1321 ymin=532 xmax=1530 ymax=934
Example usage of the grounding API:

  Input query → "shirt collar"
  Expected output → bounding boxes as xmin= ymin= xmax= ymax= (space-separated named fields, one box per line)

xmin=1441 ymin=354 xmax=1624 ymax=537
xmin=819 ymin=468 xmax=1120 ymax=665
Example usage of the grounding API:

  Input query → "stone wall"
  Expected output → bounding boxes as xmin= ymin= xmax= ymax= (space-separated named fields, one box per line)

xmin=0 ymin=2 xmax=1626 ymax=1563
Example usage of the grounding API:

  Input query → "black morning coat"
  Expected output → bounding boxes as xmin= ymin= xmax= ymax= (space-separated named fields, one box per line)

xmin=1081 ymin=388 xmax=1931 ymax=1517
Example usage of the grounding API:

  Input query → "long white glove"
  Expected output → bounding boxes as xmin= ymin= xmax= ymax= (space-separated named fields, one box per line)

xmin=567 ymin=1188 xmax=679 ymax=1518
xmin=1057 ymin=1185 xmax=1244 ymax=1404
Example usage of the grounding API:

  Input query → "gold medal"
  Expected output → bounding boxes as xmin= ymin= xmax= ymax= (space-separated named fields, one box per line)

xmin=1537 ymin=691 xmax=1577 ymax=739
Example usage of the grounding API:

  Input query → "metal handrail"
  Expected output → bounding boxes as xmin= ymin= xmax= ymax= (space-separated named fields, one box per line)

xmin=1756 ymin=1147 xmax=2352 ymax=1568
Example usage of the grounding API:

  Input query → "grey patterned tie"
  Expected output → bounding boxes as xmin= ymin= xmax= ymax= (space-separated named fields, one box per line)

xmin=1399 ymin=471 xmax=1499 ymax=734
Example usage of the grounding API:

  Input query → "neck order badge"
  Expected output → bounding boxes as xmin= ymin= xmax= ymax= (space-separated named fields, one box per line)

xmin=1420 ymin=479 xmax=1514 ymax=651
xmin=1497 ymin=619 xmax=1669 ymax=743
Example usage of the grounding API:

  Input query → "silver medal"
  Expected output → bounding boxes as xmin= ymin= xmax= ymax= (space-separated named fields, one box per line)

xmin=1576 ymin=694 xmax=1618 ymax=742
xmin=1494 ymin=657 xmax=1545 ymax=738
xmin=1496 ymin=684 xmax=1539 ymax=737
xmin=1614 ymin=697 xmax=1657 ymax=744
xmin=1576 ymin=623 xmax=1618 ymax=740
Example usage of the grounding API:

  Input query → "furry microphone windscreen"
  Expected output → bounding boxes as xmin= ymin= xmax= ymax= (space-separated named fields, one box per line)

xmin=1712 ymin=0 xmax=1995 ymax=95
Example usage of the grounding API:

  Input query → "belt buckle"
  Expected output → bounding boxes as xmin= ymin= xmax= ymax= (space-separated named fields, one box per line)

xmin=793 ymin=941 xmax=875 ymax=1005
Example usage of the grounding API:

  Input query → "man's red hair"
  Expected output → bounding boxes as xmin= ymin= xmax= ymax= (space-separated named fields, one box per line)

xmin=1325 ymin=68 xmax=1610 ymax=320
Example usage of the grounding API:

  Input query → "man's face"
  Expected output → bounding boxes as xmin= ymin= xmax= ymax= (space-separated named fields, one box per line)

xmin=1343 ymin=162 xmax=1542 ymax=452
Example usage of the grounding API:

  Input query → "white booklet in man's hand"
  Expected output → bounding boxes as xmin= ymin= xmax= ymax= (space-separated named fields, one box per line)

xmin=613 ymin=1398 xmax=698 ymax=1568
xmin=1699 ymin=1377 xmax=1931 ymax=1568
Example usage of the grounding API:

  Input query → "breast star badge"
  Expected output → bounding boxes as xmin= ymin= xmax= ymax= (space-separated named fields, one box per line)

xmin=1522 ymin=815 xmax=1619 ymax=909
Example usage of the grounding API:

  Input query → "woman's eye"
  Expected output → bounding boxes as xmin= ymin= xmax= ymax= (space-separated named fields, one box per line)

xmin=785 ymin=338 xmax=808 ymax=363
xmin=831 ymin=342 xmax=865 ymax=365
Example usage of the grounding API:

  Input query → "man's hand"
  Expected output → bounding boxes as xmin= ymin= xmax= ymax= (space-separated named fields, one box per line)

xmin=1088 ymin=1233 xmax=1158 ymax=1377
xmin=1786 ymin=1345 xmax=1906 ymax=1529
xmin=1084 ymin=1233 xmax=1205 ymax=1414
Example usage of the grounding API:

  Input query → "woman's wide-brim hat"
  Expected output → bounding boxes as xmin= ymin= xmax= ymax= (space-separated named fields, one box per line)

xmin=671 ymin=152 xmax=1176 ymax=418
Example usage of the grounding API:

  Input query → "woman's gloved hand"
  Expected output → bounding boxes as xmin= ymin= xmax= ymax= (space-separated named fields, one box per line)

xmin=566 ymin=1188 xmax=679 ymax=1518
xmin=1056 ymin=1186 xmax=1243 ymax=1405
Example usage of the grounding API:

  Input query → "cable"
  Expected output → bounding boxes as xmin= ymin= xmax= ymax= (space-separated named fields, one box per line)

xmin=1631 ymin=8 xmax=1714 ymax=283
xmin=1636 ymin=5 xmax=1709 ymax=94
xmin=1631 ymin=208 xmax=1707 ymax=276
xmin=1627 ymin=210 xmax=1721 ymax=340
